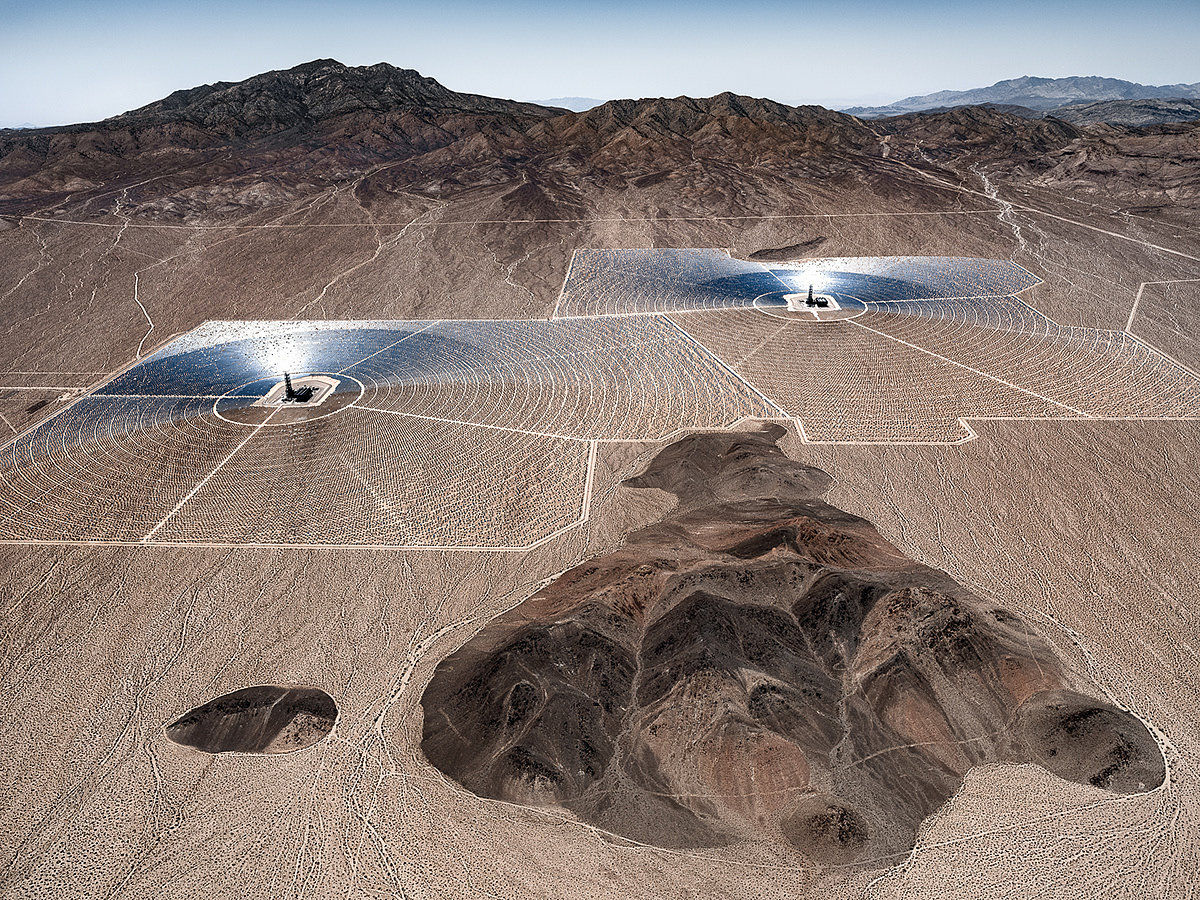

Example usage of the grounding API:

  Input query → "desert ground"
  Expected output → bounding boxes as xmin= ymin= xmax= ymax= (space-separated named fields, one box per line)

xmin=2 ymin=61 xmax=1199 ymax=899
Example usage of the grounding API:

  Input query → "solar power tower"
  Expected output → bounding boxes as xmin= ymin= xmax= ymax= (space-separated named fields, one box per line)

xmin=283 ymin=372 xmax=316 ymax=403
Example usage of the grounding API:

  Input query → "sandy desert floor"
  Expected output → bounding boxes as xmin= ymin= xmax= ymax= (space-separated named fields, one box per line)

xmin=2 ymin=155 xmax=1199 ymax=897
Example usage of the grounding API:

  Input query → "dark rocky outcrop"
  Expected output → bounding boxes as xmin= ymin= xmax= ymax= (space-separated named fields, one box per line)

xmin=748 ymin=237 xmax=827 ymax=261
xmin=421 ymin=425 xmax=1165 ymax=864
xmin=166 ymin=685 xmax=337 ymax=754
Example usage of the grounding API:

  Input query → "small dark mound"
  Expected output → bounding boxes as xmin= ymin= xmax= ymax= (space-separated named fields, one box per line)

xmin=166 ymin=685 xmax=337 ymax=754
xmin=782 ymin=795 xmax=870 ymax=864
xmin=1017 ymin=689 xmax=1165 ymax=792
xmin=748 ymin=237 xmax=826 ymax=261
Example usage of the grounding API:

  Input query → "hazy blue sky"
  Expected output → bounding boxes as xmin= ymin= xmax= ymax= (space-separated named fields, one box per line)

xmin=2 ymin=0 xmax=1198 ymax=126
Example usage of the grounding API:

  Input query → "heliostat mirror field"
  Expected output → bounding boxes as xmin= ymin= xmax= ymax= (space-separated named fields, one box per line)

xmin=3 ymin=251 xmax=1198 ymax=548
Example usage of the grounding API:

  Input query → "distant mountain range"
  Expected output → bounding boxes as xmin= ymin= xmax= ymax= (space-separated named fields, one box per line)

xmin=3 ymin=59 xmax=1199 ymax=220
xmin=845 ymin=75 xmax=1200 ymax=118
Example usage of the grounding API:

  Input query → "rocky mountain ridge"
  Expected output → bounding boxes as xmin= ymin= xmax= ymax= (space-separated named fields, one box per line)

xmin=1049 ymin=97 xmax=1200 ymax=126
xmin=12 ymin=59 xmax=561 ymax=139
xmin=2 ymin=59 xmax=1197 ymax=219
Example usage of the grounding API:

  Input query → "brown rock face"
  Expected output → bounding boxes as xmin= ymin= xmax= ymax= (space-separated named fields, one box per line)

xmin=166 ymin=685 xmax=337 ymax=754
xmin=421 ymin=425 xmax=1164 ymax=862
xmin=782 ymin=795 xmax=871 ymax=865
